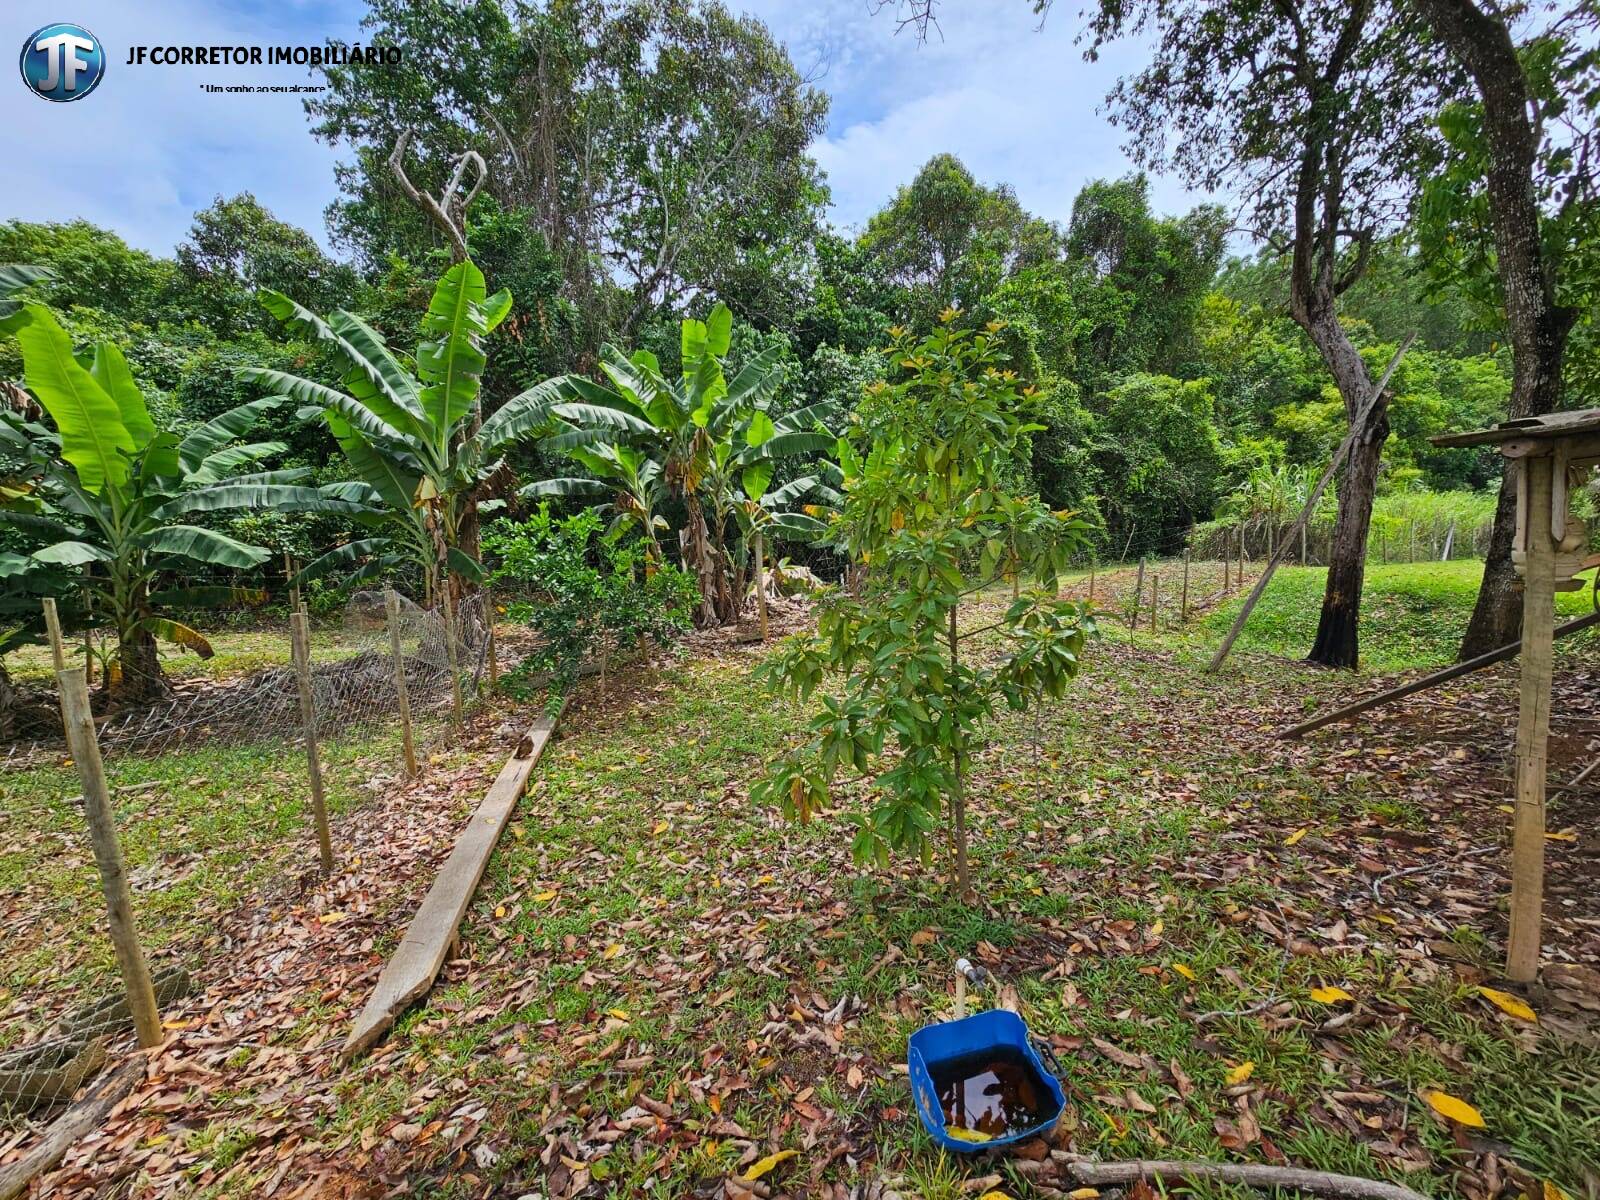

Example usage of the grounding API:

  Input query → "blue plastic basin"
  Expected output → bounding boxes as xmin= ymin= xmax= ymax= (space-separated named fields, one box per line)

xmin=907 ymin=1009 xmax=1065 ymax=1152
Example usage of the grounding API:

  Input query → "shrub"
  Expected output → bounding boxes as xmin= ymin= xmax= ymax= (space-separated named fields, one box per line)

xmin=484 ymin=507 xmax=697 ymax=707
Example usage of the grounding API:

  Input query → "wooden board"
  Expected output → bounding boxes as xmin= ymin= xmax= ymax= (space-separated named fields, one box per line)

xmin=341 ymin=707 xmax=564 ymax=1060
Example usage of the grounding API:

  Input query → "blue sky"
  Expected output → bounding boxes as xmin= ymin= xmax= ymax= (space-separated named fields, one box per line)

xmin=1 ymin=0 xmax=1212 ymax=256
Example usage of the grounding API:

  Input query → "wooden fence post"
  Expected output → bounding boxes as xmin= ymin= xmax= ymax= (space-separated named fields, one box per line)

xmin=42 ymin=597 xmax=66 ymax=672
xmin=1132 ymin=558 xmax=1147 ymax=635
xmin=755 ymin=528 xmax=769 ymax=642
xmin=1151 ymin=574 xmax=1160 ymax=633
xmin=290 ymin=611 xmax=335 ymax=874
xmin=1181 ymin=549 xmax=1190 ymax=624
xmin=439 ymin=586 xmax=464 ymax=733
xmin=385 ymin=590 xmax=418 ymax=777
xmin=285 ymin=552 xmax=301 ymax=614
xmin=1300 ymin=523 xmax=1307 ymax=567
xmin=1408 ymin=522 xmax=1417 ymax=564
xmin=1088 ymin=561 xmax=1096 ymax=604
xmin=56 ymin=667 xmax=163 ymax=1048
xmin=1507 ymin=454 xmax=1556 ymax=983
xmin=1237 ymin=527 xmax=1245 ymax=581
xmin=483 ymin=586 xmax=499 ymax=691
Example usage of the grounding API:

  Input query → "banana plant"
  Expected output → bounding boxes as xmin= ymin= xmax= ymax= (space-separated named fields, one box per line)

xmin=537 ymin=304 xmax=835 ymax=626
xmin=0 ymin=303 xmax=363 ymax=700
xmin=243 ymin=259 xmax=564 ymax=599
xmin=520 ymin=443 xmax=669 ymax=560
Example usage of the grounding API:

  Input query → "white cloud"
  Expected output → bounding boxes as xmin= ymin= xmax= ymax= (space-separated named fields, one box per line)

xmin=0 ymin=0 xmax=1219 ymax=258
xmin=1 ymin=0 xmax=360 ymax=253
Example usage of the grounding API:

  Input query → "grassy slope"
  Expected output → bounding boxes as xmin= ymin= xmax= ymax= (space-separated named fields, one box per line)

xmin=1198 ymin=561 xmax=1598 ymax=672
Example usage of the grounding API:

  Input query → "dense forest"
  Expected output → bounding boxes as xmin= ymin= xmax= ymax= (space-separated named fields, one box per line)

xmin=3 ymin=0 xmax=1596 ymax=692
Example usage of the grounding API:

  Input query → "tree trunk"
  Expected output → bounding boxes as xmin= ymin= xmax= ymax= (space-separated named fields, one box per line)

xmin=683 ymin=495 xmax=719 ymax=629
xmin=1297 ymin=307 xmax=1387 ymax=669
xmin=0 ymin=659 xmax=16 ymax=742
xmin=1411 ymin=0 xmax=1577 ymax=660
xmin=111 ymin=581 xmax=169 ymax=704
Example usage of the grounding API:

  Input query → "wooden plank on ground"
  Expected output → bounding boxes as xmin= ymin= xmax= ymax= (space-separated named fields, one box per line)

xmin=341 ymin=706 xmax=564 ymax=1061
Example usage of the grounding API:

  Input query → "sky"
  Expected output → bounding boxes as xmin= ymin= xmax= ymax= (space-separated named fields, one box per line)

xmin=0 ymin=0 xmax=1214 ymax=257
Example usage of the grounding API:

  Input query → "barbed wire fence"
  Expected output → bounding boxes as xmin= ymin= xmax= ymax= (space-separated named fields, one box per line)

xmin=0 ymin=581 xmax=498 ymax=1147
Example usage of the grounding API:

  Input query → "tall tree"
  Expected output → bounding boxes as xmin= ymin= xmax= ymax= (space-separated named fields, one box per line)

xmin=1410 ymin=0 xmax=1600 ymax=658
xmin=1078 ymin=0 xmax=1462 ymax=667
xmin=307 ymin=0 xmax=828 ymax=339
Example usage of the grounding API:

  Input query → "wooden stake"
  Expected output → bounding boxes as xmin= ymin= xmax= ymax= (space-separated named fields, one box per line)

xmin=41 ymin=597 xmax=66 ymax=671
xmin=385 ymin=590 xmax=418 ymax=777
xmin=1088 ymin=562 xmax=1096 ymax=603
xmin=1300 ymin=523 xmax=1307 ymax=566
xmin=1206 ymin=335 xmax=1415 ymax=673
xmin=483 ymin=586 xmax=499 ymax=690
xmin=1237 ymin=527 xmax=1244 ymax=582
xmin=81 ymin=585 xmax=94 ymax=686
xmin=290 ymin=611 xmax=335 ymax=874
xmin=1508 ymin=454 xmax=1555 ymax=983
xmin=1132 ymin=557 xmax=1147 ymax=635
xmin=285 ymin=552 xmax=301 ymax=614
xmin=754 ymin=528 xmax=769 ymax=642
xmin=1181 ymin=548 xmax=1190 ymax=623
xmin=440 ymin=586 xmax=464 ymax=732
xmin=55 ymin=667 xmax=162 ymax=1048
xmin=1408 ymin=521 xmax=1417 ymax=564
xmin=1151 ymin=574 xmax=1160 ymax=632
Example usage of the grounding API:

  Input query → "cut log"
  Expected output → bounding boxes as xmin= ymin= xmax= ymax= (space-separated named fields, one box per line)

xmin=341 ymin=706 xmax=565 ymax=1060
xmin=1064 ymin=1159 xmax=1430 ymax=1200
xmin=0 ymin=1038 xmax=105 ymax=1111
xmin=0 ymin=1057 xmax=144 ymax=1200
xmin=1279 ymin=608 xmax=1600 ymax=739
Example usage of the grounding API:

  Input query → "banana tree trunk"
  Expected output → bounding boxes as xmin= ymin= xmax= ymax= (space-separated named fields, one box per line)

xmin=683 ymin=495 xmax=719 ymax=629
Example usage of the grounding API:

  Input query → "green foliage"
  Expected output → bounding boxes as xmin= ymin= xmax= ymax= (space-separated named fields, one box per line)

xmin=533 ymin=302 xmax=837 ymax=624
xmin=753 ymin=316 xmax=1094 ymax=879
xmin=484 ymin=506 xmax=696 ymax=707
xmin=247 ymin=258 xmax=547 ymax=594
xmin=1 ymin=304 xmax=359 ymax=690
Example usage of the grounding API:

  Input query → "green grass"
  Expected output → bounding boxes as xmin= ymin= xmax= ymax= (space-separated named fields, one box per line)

xmin=0 ymin=718 xmax=448 ymax=1045
xmin=1196 ymin=561 xmax=1598 ymax=672
xmin=6 ymin=623 xmax=367 ymax=686
xmin=318 ymin=604 xmax=1595 ymax=1198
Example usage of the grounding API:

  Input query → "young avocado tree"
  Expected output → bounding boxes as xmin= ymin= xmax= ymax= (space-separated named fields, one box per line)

xmin=243 ymin=259 xmax=561 ymax=600
xmin=753 ymin=314 xmax=1095 ymax=894
xmin=0 ymin=304 xmax=361 ymax=701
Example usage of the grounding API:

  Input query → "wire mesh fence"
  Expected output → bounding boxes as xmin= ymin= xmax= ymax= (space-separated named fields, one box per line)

xmin=0 ymin=587 xmax=498 ymax=1134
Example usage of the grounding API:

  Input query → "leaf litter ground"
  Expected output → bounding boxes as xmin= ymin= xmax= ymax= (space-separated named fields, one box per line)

xmin=11 ymin=566 xmax=1600 ymax=1200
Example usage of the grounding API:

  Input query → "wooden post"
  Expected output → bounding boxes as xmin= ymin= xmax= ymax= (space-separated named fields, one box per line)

xmin=439 ymin=586 xmax=464 ymax=732
xmin=385 ymin=590 xmax=418 ymax=777
xmin=1132 ymin=557 xmax=1147 ymax=634
xmin=285 ymin=552 xmax=301 ymax=614
xmin=755 ymin=528 xmax=769 ymax=642
xmin=1181 ymin=549 xmax=1190 ymax=623
xmin=81 ymin=585 xmax=94 ymax=686
xmin=1237 ymin=527 xmax=1244 ymax=582
xmin=56 ymin=667 xmax=163 ymax=1048
xmin=1150 ymin=574 xmax=1160 ymax=633
xmin=41 ymin=597 xmax=66 ymax=671
xmin=1088 ymin=561 xmax=1096 ymax=603
xmin=1408 ymin=522 xmax=1417 ymax=564
xmin=483 ymin=586 xmax=499 ymax=690
xmin=1300 ymin=523 xmax=1307 ymax=567
xmin=290 ymin=611 xmax=335 ymax=874
xmin=1507 ymin=455 xmax=1555 ymax=983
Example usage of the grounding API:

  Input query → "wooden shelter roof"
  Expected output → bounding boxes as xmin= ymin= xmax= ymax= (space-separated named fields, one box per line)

xmin=1432 ymin=407 xmax=1600 ymax=449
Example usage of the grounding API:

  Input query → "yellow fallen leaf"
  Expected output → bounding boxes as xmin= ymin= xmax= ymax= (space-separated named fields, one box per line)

xmin=978 ymin=1192 xmax=1013 ymax=1200
xmin=606 ymin=1008 xmax=630 ymax=1021
xmin=652 ymin=820 xmax=669 ymax=835
xmin=317 ymin=911 xmax=346 ymax=924
xmin=1545 ymin=829 xmax=1577 ymax=842
xmin=1068 ymin=1191 xmax=1102 ymax=1200
xmin=603 ymin=943 xmax=623 ymax=960
xmin=1284 ymin=828 xmax=1307 ymax=846
xmin=1544 ymin=1181 xmax=1574 ymax=1200
xmin=740 ymin=1148 xmax=797 ymax=1181
xmin=1477 ymin=986 xmax=1537 ymax=1022
xmin=1226 ymin=1061 xmax=1254 ymax=1085
xmin=533 ymin=890 xmax=558 ymax=902
xmin=1310 ymin=986 xmax=1354 ymax=1004
xmin=1497 ymin=804 xmax=1515 ymax=814
xmin=1425 ymin=1090 xmax=1485 ymax=1128
xmin=943 ymin=1126 xmax=993 ymax=1143
xmin=1172 ymin=963 xmax=1198 ymax=982
xmin=493 ymin=905 xmax=506 ymax=919
xmin=1148 ymin=919 xmax=1164 ymax=938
